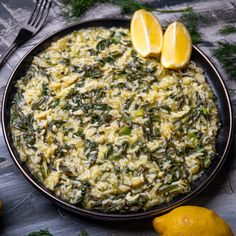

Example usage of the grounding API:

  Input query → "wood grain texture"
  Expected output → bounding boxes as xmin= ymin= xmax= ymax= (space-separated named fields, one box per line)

xmin=0 ymin=0 xmax=236 ymax=235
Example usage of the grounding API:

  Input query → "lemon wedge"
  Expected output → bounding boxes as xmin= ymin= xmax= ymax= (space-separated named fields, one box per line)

xmin=161 ymin=21 xmax=192 ymax=69
xmin=131 ymin=9 xmax=163 ymax=57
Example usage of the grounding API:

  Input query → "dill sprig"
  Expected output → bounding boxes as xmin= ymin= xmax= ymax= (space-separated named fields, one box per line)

xmin=79 ymin=228 xmax=89 ymax=236
xmin=62 ymin=0 xmax=106 ymax=18
xmin=180 ymin=8 xmax=202 ymax=44
xmin=61 ymin=0 xmax=202 ymax=44
xmin=27 ymin=229 xmax=53 ymax=236
xmin=62 ymin=0 xmax=152 ymax=18
xmin=217 ymin=25 xmax=236 ymax=36
xmin=212 ymin=41 xmax=236 ymax=79
xmin=112 ymin=0 xmax=152 ymax=15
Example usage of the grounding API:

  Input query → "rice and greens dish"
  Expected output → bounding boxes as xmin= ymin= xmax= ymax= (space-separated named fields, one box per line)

xmin=10 ymin=27 xmax=220 ymax=212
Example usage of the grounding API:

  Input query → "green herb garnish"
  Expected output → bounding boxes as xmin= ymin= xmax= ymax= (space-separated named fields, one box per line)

xmin=79 ymin=228 xmax=89 ymax=236
xmin=39 ymin=163 xmax=48 ymax=179
xmin=217 ymin=25 xmax=236 ymax=36
xmin=26 ymin=229 xmax=53 ymax=236
xmin=204 ymin=158 xmax=212 ymax=168
xmin=62 ymin=1 xmax=202 ymax=44
xmin=180 ymin=8 xmax=202 ymax=44
xmin=212 ymin=41 xmax=236 ymax=79
xmin=201 ymin=106 xmax=208 ymax=116
xmin=62 ymin=0 xmax=192 ymax=17
xmin=119 ymin=126 xmax=131 ymax=135
xmin=62 ymin=0 xmax=151 ymax=18
xmin=159 ymin=184 xmax=179 ymax=194
xmin=134 ymin=109 xmax=144 ymax=117
xmin=76 ymin=127 xmax=84 ymax=136
xmin=112 ymin=0 xmax=152 ymax=15
xmin=188 ymin=131 xmax=198 ymax=140
xmin=62 ymin=0 xmax=104 ymax=18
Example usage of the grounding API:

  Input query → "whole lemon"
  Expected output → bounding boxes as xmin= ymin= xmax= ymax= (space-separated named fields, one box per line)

xmin=153 ymin=206 xmax=233 ymax=236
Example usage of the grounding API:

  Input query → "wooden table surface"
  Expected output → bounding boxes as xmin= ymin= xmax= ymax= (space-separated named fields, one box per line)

xmin=0 ymin=0 xmax=236 ymax=235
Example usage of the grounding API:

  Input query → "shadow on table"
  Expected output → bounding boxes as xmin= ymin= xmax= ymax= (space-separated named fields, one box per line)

xmin=56 ymin=208 xmax=155 ymax=235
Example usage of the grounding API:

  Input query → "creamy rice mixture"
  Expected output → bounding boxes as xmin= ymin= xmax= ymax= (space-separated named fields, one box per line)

xmin=10 ymin=27 xmax=220 ymax=212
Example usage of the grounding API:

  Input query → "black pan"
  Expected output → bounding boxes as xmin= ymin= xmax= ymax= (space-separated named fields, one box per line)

xmin=1 ymin=18 xmax=234 ymax=221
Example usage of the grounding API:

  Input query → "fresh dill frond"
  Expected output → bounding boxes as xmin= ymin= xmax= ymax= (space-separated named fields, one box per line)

xmin=61 ymin=0 xmax=202 ymax=44
xmin=212 ymin=41 xmax=236 ymax=79
xmin=62 ymin=0 xmax=107 ymax=18
xmin=180 ymin=8 xmax=202 ymax=44
xmin=62 ymin=0 xmax=152 ymax=17
xmin=217 ymin=25 xmax=236 ymax=36
xmin=112 ymin=0 xmax=152 ymax=15
xmin=79 ymin=228 xmax=89 ymax=236
xmin=26 ymin=229 xmax=54 ymax=236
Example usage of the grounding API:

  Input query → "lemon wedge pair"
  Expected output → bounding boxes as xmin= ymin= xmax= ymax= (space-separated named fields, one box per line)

xmin=130 ymin=9 xmax=192 ymax=69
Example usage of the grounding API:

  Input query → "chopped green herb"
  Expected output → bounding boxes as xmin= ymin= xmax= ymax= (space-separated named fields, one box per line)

xmin=31 ymin=97 xmax=48 ymax=110
xmin=76 ymin=127 xmax=84 ymax=136
xmin=188 ymin=131 xmax=198 ymax=140
xmin=134 ymin=109 xmax=144 ymax=117
xmin=40 ymin=164 xmax=48 ymax=179
xmin=83 ymin=65 xmax=102 ymax=78
xmin=201 ymin=106 xmax=208 ymax=116
xmin=204 ymin=158 xmax=212 ymax=168
xmin=42 ymin=83 xmax=49 ymax=96
xmin=106 ymin=143 xmax=114 ymax=157
xmin=23 ymin=133 xmax=36 ymax=146
xmin=111 ymin=35 xmax=121 ymax=44
xmin=48 ymin=120 xmax=66 ymax=132
xmin=119 ymin=126 xmax=131 ymax=135
xmin=11 ymin=105 xmax=33 ymax=132
xmin=159 ymin=184 xmax=179 ymax=194
xmin=49 ymin=99 xmax=60 ymax=109
xmin=96 ymin=39 xmax=110 ymax=52
xmin=60 ymin=58 xmax=70 ymax=66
